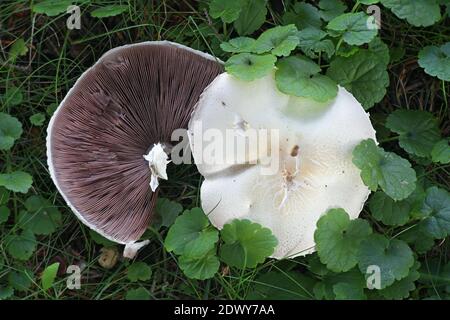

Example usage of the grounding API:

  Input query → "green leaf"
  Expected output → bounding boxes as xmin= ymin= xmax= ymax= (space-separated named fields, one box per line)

xmin=89 ymin=230 xmax=115 ymax=247
xmin=0 ymin=171 xmax=33 ymax=194
xmin=319 ymin=0 xmax=347 ymax=22
xmin=225 ymin=53 xmax=276 ymax=81
xmin=9 ymin=39 xmax=28 ymax=61
xmin=418 ymin=43 xmax=450 ymax=81
xmin=125 ymin=287 xmax=150 ymax=300
xmin=165 ymin=208 xmax=218 ymax=257
xmin=90 ymin=5 xmax=128 ymax=18
xmin=327 ymin=12 xmax=377 ymax=46
xmin=386 ymin=110 xmax=441 ymax=157
xmin=253 ymin=25 xmax=299 ymax=56
xmin=6 ymin=230 xmax=36 ymax=261
xmin=219 ymin=219 xmax=277 ymax=269
xmin=315 ymin=208 xmax=372 ymax=272
xmin=220 ymin=37 xmax=256 ymax=53
xmin=247 ymin=271 xmax=316 ymax=300
xmin=155 ymin=198 xmax=183 ymax=228
xmin=178 ymin=251 xmax=220 ymax=280
xmin=29 ymin=113 xmax=46 ymax=126
xmin=8 ymin=268 xmax=34 ymax=292
xmin=3 ymin=87 xmax=23 ymax=107
xmin=369 ymin=191 xmax=412 ymax=226
xmin=358 ymin=234 xmax=414 ymax=289
xmin=297 ymin=27 xmax=335 ymax=59
xmin=0 ymin=187 xmax=9 ymax=205
xmin=380 ymin=0 xmax=441 ymax=27
xmin=431 ymin=140 xmax=450 ymax=164
xmin=0 ymin=112 xmax=23 ymax=151
xmin=369 ymin=37 xmax=390 ymax=66
xmin=275 ymin=55 xmax=337 ymax=102
xmin=327 ymin=49 xmax=389 ymax=109
xmin=18 ymin=195 xmax=62 ymax=235
xmin=0 ymin=205 xmax=10 ymax=224
xmin=283 ymin=2 xmax=322 ymax=30
xmin=417 ymin=187 xmax=450 ymax=240
xmin=127 ymin=262 xmax=152 ymax=282
xmin=46 ymin=103 xmax=58 ymax=116
xmin=352 ymin=139 xmax=416 ymax=201
xmin=41 ymin=262 xmax=60 ymax=290
xmin=379 ymin=261 xmax=420 ymax=299
xmin=32 ymin=0 xmax=73 ymax=16
xmin=399 ymin=227 xmax=435 ymax=254
xmin=314 ymin=268 xmax=366 ymax=300
xmin=209 ymin=0 xmax=242 ymax=23
xmin=333 ymin=282 xmax=366 ymax=300
xmin=234 ymin=0 xmax=267 ymax=36
xmin=0 ymin=286 xmax=14 ymax=300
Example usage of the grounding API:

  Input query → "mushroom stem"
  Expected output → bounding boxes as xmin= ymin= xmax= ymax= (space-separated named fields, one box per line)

xmin=123 ymin=240 xmax=150 ymax=259
xmin=143 ymin=143 xmax=171 ymax=192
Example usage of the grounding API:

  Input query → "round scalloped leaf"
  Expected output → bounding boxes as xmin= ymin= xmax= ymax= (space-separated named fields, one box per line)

xmin=283 ymin=2 xmax=322 ymax=30
xmin=417 ymin=187 xmax=450 ymax=240
xmin=319 ymin=0 xmax=347 ymax=22
xmin=431 ymin=140 xmax=450 ymax=164
xmin=333 ymin=282 xmax=366 ymax=300
xmin=164 ymin=208 xmax=218 ymax=257
xmin=155 ymin=198 xmax=183 ymax=228
xmin=125 ymin=287 xmax=150 ymax=300
xmin=418 ymin=43 xmax=450 ymax=81
xmin=90 ymin=5 xmax=128 ymax=18
xmin=378 ymin=261 xmax=420 ymax=300
xmin=220 ymin=37 xmax=256 ymax=53
xmin=253 ymin=24 xmax=299 ymax=56
xmin=327 ymin=49 xmax=389 ymax=109
xmin=358 ymin=234 xmax=414 ymax=289
xmin=219 ymin=219 xmax=277 ymax=269
xmin=0 ymin=112 xmax=23 ymax=151
xmin=29 ymin=113 xmax=46 ymax=126
xmin=352 ymin=139 xmax=417 ymax=201
xmin=127 ymin=262 xmax=152 ymax=282
xmin=0 ymin=171 xmax=33 ymax=194
xmin=297 ymin=27 xmax=335 ymax=59
xmin=225 ymin=53 xmax=276 ymax=81
xmin=18 ymin=195 xmax=62 ymax=235
xmin=369 ymin=191 xmax=412 ymax=226
xmin=327 ymin=12 xmax=378 ymax=46
xmin=5 ymin=230 xmax=36 ymax=261
xmin=178 ymin=251 xmax=220 ymax=280
xmin=275 ymin=55 xmax=337 ymax=102
xmin=315 ymin=208 xmax=372 ymax=273
xmin=32 ymin=0 xmax=73 ymax=16
xmin=8 ymin=268 xmax=34 ymax=292
xmin=380 ymin=0 xmax=441 ymax=27
xmin=209 ymin=0 xmax=242 ymax=23
xmin=386 ymin=110 xmax=441 ymax=157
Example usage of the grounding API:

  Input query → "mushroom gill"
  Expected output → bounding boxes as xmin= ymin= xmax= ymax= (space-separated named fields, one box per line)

xmin=47 ymin=41 xmax=223 ymax=256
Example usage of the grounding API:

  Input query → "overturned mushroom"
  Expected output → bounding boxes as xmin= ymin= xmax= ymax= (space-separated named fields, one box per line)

xmin=47 ymin=41 xmax=222 ymax=258
xmin=188 ymin=71 xmax=376 ymax=259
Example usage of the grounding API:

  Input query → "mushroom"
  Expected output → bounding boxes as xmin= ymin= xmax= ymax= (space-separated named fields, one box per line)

xmin=47 ymin=41 xmax=223 ymax=258
xmin=188 ymin=71 xmax=376 ymax=259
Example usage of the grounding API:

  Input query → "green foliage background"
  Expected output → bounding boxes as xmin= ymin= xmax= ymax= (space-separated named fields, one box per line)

xmin=0 ymin=0 xmax=449 ymax=300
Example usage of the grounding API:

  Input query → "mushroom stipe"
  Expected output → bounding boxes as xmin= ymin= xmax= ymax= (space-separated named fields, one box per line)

xmin=47 ymin=41 xmax=223 ymax=257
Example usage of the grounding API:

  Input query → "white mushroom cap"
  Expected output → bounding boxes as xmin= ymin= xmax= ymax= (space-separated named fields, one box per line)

xmin=188 ymin=72 xmax=376 ymax=259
